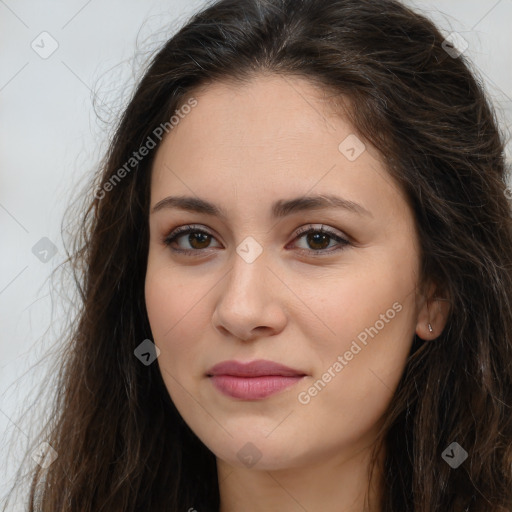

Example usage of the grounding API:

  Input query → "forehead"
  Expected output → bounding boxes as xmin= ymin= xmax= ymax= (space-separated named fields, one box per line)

xmin=150 ymin=73 xmax=410 ymax=228
xmin=172 ymin=74 xmax=350 ymax=151
xmin=153 ymin=74 xmax=375 ymax=177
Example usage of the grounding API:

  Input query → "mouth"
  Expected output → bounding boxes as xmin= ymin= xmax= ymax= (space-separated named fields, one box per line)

xmin=206 ymin=359 xmax=307 ymax=400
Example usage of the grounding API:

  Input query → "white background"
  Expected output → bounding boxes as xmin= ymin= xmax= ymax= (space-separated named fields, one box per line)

xmin=1 ymin=0 xmax=511 ymax=508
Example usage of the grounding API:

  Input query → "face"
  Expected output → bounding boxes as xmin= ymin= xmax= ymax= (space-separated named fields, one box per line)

xmin=145 ymin=73 xmax=440 ymax=471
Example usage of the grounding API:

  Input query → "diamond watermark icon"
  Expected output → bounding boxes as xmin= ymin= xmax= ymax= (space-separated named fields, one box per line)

xmin=134 ymin=339 xmax=160 ymax=366
xmin=236 ymin=236 xmax=263 ymax=264
xmin=441 ymin=441 xmax=468 ymax=469
xmin=32 ymin=237 xmax=58 ymax=263
xmin=442 ymin=32 xmax=469 ymax=59
xmin=31 ymin=441 xmax=58 ymax=469
xmin=338 ymin=134 xmax=366 ymax=162
xmin=237 ymin=442 xmax=262 ymax=468
xmin=31 ymin=31 xmax=59 ymax=59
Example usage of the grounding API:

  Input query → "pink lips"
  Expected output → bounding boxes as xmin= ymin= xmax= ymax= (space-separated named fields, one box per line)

xmin=207 ymin=359 xmax=307 ymax=400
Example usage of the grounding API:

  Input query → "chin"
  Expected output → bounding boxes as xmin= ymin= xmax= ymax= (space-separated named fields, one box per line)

xmin=199 ymin=431 xmax=308 ymax=471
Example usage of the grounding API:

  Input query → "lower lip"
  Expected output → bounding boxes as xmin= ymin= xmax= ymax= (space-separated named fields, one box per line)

xmin=209 ymin=375 xmax=305 ymax=400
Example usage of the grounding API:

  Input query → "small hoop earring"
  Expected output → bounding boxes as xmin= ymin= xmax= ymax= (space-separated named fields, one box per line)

xmin=428 ymin=323 xmax=433 ymax=333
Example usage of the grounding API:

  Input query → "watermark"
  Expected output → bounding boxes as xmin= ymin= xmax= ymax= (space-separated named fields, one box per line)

xmin=441 ymin=32 xmax=469 ymax=59
xmin=441 ymin=442 xmax=468 ymax=469
xmin=298 ymin=301 xmax=403 ymax=405
xmin=31 ymin=31 xmax=59 ymax=59
xmin=134 ymin=339 xmax=160 ymax=366
xmin=94 ymin=97 xmax=198 ymax=200
xmin=31 ymin=441 xmax=58 ymax=468
xmin=237 ymin=441 xmax=262 ymax=468
xmin=236 ymin=236 xmax=263 ymax=263
xmin=338 ymin=133 xmax=366 ymax=162
xmin=31 ymin=237 xmax=58 ymax=263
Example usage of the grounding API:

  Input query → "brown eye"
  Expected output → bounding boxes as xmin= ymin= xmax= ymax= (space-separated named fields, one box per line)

xmin=305 ymin=231 xmax=331 ymax=250
xmin=292 ymin=225 xmax=350 ymax=256
xmin=187 ymin=232 xmax=212 ymax=249
xmin=163 ymin=225 xmax=221 ymax=253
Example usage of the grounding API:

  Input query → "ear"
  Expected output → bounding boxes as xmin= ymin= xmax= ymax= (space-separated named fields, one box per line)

xmin=415 ymin=281 xmax=451 ymax=340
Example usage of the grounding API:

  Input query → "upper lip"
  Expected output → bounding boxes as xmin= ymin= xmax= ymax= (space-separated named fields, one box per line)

xmin=207 ymin=359 xmax=307 ymax=377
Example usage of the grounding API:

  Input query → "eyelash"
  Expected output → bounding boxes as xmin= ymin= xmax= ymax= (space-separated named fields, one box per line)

xmin=162 ymin=224 xmax=351 ymax=257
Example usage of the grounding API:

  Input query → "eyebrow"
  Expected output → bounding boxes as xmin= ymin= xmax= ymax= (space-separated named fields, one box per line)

xmin=150 ymin=193 xmax=372 ymax=219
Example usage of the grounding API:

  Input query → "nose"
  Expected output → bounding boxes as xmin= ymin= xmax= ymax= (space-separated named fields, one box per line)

xmin=211 ymin=251 xmax=287 ymax=342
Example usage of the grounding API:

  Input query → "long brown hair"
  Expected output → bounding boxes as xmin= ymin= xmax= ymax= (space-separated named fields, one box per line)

xmin=4 ymin=0 xmax=512 ymax=510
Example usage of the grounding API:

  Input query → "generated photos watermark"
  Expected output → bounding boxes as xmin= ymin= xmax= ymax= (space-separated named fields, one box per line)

xmin=298 ymin=301 xmax=403 ymax=405
xmin=94 ymin=97 xmax=198 ymax=200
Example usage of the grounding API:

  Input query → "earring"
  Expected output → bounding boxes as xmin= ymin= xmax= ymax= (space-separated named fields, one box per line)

xmin=428 ymin=323 xmax=433 ymax=333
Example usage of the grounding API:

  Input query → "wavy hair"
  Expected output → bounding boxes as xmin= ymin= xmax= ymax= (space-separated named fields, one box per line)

xmin=4 ymin=0 xmax=512 ymax=510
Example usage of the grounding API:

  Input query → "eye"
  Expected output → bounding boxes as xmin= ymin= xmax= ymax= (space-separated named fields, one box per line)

xmin=162 ymin=223 xmax=350 ymax=256
xmin=290 ymin=224 xmax=350 ymax=256
xmin=163 ymin=224 xmax=221 ymax=254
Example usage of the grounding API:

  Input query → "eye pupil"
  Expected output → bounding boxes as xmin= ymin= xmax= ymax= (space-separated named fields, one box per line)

xmin=307 ymin=232 xmax=330 ymax=250
xmin=190 ymin=232 xmax=211 ymax=249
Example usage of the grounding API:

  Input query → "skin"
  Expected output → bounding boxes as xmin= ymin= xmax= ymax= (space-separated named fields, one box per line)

xmin=145 ymin=73 xmax=450 ymax=511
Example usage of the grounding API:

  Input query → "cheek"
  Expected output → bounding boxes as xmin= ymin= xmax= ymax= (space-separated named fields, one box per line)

xmin=297 ymin=257 xmax=416 ymax=353
xmin=145 ymin=272 xmax=181 ymax=341
xmin=145 ymin=270 xmax=188 ymax=371
xmin=293 ymin=298 xmax=415 ymax=452
xmin=296 ymin=252 xmax=418 ymax=403
xmin=145 ymin=261 xmax=209 ymax=339
xmin=144 ymin=266 xmax=214 ymax=380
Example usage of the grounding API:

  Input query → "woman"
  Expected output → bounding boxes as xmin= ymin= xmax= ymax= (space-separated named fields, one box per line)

xmin=5 ymin=0 xmax=512 ymax=510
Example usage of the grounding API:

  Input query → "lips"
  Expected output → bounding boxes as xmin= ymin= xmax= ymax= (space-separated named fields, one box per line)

xmin=207 ymin=359 xmax=307 ymax=400
xmin=207 ymin=359 xmax=306 ymax=377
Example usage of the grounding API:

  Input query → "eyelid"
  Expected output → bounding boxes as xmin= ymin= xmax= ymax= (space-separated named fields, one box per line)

xmin=293 ymin=223 xmax=346 ymax=240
